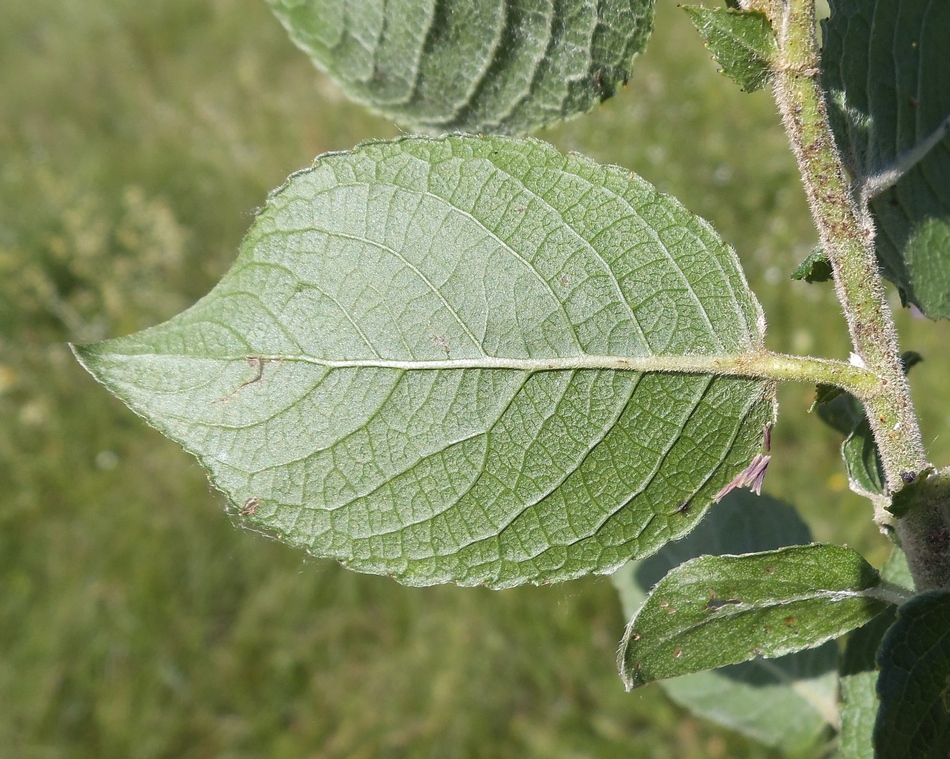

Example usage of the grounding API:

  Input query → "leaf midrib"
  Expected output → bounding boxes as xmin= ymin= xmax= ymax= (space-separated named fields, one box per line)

xmin=133 ymin=352 xmax=768 ymax=375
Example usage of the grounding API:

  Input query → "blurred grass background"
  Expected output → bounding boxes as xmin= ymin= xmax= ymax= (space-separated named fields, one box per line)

xmin=3 ymin=1 xmax=949 ymax=757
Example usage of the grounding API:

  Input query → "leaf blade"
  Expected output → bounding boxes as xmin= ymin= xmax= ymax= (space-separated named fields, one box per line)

xmin=619 ymin=543 xmax=887 ymax=689
xmin=266 ymin=0 xmax=657 ymax=135
xmin=75 ymin=134 xmax=773 ymax=588
xmin=682 ymin=6 xmax=776 ymax=93
xmin=875 ymin=590 xmax=950 ymax=759
xmin=612 ymin=492 xmax=839 ymax=751
xmin=822 ymin=1 xmax=950 ymax=319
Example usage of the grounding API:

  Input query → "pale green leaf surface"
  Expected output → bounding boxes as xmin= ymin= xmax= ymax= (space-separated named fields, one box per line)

xmin=265 ymin=0 xmax=656 ymax=135
xmin=619 ymin=544 xmax=886 ymax=689
xmin=822 ymin=1 xmax=950 ymax=319
xmin=682 ymin=6 xmax=775 ymax=93
xmin=74 ymin=134 xmax=773 ymax=588
xmin=612 ymin=492 xmax=838 ymax=752
xmin=875 ymin=590 xmax=950 ymax=759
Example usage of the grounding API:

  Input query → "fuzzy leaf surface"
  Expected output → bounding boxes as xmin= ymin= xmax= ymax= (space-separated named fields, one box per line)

xmin=266 ymin=0 xmax=656 ymax=135
xmin=822 ymin=0 xmax=950 ymax=318
xmin=74 ymin=134 xmax=773 ymax=589
xmin=875 ymin=590 xmax=950 ymax=759
xmin=682 ymin=6 xmax=775 ymax=92
xmin=612 ymin=492 xmax=838 ymax=752
xmin=619 ymin=544 xmax=887 ymax=689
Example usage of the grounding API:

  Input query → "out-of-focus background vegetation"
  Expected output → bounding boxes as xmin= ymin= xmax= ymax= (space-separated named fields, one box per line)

xmin=3 ymin=1 xmax=949 ymax=757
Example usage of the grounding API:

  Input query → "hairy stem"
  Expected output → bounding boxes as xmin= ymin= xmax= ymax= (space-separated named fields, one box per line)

xmin=769 ymin=1 xmax=949 ymax=589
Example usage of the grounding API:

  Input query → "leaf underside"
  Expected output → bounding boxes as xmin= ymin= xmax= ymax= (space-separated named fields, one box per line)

xmin=265 ymin=0 xmax=656 ymax=135
xmin=74 ymin=135 xmax=772 ymax=588
xmin=822 ymin=0 xmax=950 ymax=319
xmin=612 ymin=492 xmax=838 ymax=752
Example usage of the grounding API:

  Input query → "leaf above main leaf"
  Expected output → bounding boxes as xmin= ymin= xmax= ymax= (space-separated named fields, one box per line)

xmin=682 ymin=6 xmax=776 ymax=93
xmin=822 ymin=1 xmax=950 ymax=319
xmin=74 ymin=134 xmax=773 ymax=588
xmin=265 ymin=0 xmax=656 ymax=135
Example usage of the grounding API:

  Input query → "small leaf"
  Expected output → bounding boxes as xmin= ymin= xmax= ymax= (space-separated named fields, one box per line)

xmin=612 ymin=492 xmax=839 ymax=752
xmin=842 ymin=418 xmax=886 ymax=496
xmin=816 ymin=392 xmax=885 ymax=497
xmin=900 ymin=350 xmax=924 ymax=374
xmin=814 ymin=354 xmax=923 ymax=498
xmin=619 ymin=543 xmax=888 ymax=689
xmin=266 ymin=0 xmax=656 ymax=135
xmin=682 ymin=6 xmax=776 ymax=92
xmin=74 ymin=135 xmax=774 ymax=589
xmin=822 ymin=1 xmax=950 ymax=319
xmin=808 ymin=383 xmax=843 ymax=413
xmin=791 ymin=247 xmax=833 ymax=283
xmin=875 ymin=590 xmax=950 ymax=759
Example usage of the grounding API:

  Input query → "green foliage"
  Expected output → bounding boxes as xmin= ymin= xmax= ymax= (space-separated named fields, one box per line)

xmin=814 ymin=391 xmax=885 ymax=498
xmin=790 ymin=249 xmax=832 ymax=283
xmin=15 ymin=0 xmax=950 ymax=755
xmin=266 ymin=0 xmax=656 ymax=134
xmin=837 ymin=549 xmax=913 ymax=759
xmin=874 ymin=590 xmax=950 ymax=758
xmin=75 ymin=134 xmax=773 ymax=588
xmin=838 ymin=611 xmax=896 ymax=759
xmin=612 ymin=492 xmax=838 ymax=753
xmin=618 ymin=544 xmax=887 ymax=688
xmin=682 ymin=7 xmax=775 ymax=93
xmin=822 ymin=0 xmax=950 ymax=319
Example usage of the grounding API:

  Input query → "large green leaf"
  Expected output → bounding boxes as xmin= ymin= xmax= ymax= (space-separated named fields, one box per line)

xmin=612 ymin=492 xmax=839 ymax=753
xmin=265 ymin=0 xmax=656 ymax=135
xmin=822 ymin=1 xmax=950 ymax=319
xmin=73 ymin=134 xmax=773 ymax=588
xmin=875 ymin=590 xmax=950 ymax=759
xmin=619 ymin=544 xmax=888 ymax=689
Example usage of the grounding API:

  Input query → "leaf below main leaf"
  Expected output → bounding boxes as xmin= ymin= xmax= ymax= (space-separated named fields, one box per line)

xmin=619 ymin=544 xmax=888 ymax=689
xmin=612 ymin=492 xmax=839 ymax=752
xmin=74 ymin=134 xmax=773 ymax=588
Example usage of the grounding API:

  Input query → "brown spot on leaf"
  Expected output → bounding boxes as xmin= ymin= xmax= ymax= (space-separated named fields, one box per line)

xmin=432 ymin=334 xmax=451 ymax=357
